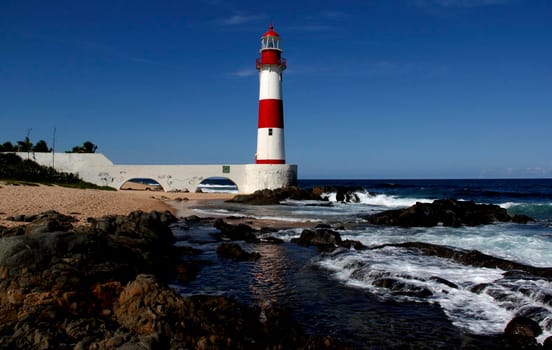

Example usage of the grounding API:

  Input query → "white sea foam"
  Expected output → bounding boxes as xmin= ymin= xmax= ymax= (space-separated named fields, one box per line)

xmin=322 ymin=191 xmax=432 ymax=208
xmin=342 ymin=224 xmax=552 ymax=268
xmin=316 ymin=245 xmax=552 ymax=341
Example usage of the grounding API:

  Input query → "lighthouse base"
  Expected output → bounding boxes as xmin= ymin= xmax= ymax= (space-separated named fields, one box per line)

xmin=10 ymin=152 xmax=297 ymax=194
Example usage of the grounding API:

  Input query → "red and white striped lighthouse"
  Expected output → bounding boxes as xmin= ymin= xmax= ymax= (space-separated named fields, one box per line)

xmin=255 ymin=24 xmax=286 ymax=164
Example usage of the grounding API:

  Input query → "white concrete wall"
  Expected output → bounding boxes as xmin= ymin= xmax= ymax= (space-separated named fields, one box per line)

xmin=12 ymin=152 xmax=297 ymax=194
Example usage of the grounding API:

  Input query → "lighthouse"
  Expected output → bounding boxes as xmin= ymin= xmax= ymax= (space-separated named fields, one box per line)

xmin=256 ymin=24 xmax=286 ymax=164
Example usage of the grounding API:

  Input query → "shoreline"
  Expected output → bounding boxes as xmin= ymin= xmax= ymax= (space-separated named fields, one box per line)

xmin=0 ymin=182 xmax=235 ymax=227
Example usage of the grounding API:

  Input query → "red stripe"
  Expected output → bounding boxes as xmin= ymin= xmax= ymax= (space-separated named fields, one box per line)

xmin=258 ymin=99 xmax=284 ymax=128
xmin=256 ymin=159 xmax=285 ymax=164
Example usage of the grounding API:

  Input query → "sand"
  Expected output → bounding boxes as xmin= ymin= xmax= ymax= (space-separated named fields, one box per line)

xmin=0 ymin=182 xmax=234 ymax=227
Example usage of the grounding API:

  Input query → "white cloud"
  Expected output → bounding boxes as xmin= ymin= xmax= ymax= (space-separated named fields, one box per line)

xmin=228 ymin=68 xmax=256 ymax=77
xmin=217 ymin=13 xmax=265 ymax=26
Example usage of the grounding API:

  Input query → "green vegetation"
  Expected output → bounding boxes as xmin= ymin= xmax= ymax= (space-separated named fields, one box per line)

xmin=69 ymin=141 xmax=98 ymax=153
xmin=0 ymin=153 xmax=115 ymax=190
xmin=0 ymin=139 xmax=97 ymax=153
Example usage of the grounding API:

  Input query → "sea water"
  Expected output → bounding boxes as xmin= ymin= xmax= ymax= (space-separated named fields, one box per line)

xmin=171 ymin=179 xmax=552 ymax=348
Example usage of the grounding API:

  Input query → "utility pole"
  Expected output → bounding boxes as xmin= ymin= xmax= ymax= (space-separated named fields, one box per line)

xmin=26 ymin=128 xmax=32 ymax=159
xmin=52 ymin=127 xmax=56 ymax=168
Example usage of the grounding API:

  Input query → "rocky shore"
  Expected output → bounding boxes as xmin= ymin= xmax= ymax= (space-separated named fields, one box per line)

xmin=0 ymin=210 xmax=347 ymax=349
xmin=1 ymin=186 xmax=550 ymax=349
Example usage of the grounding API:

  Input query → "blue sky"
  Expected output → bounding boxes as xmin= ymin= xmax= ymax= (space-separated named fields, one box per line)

xmin=1 ymin=0 xmax=551 ymax=179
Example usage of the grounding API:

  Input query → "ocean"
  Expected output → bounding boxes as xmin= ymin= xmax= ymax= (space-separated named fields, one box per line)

xmin=171 ymin=179 xmax=552 ymax=348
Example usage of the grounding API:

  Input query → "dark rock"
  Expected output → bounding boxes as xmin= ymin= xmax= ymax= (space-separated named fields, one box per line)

xmin=183 ymin=215 xmax=201 ymax=223
xmin=505 ymin=316 xmax=542 ymax=338
xmin=213 ymin=218 xmax=259 ymax=242
xmin=216 ymin=243 xmax=261 ymax=260
xmin=340 ymin=239 xmax=367 ymax=250
xmin=544 ymin=337 xmax=552 ymax=350
xmin=24 ymin=210 xmax=76 ymax=234
xmin=84 ymin=210 xmax=177 ymax=248
xmin=365 ymin=199 xmax=512 ymax=227
xmin=292 ymin=229 xmax=367 ymax=252
xmin=316 ymin=223 xmax=333 ymax=229
xmin=471 ymin=283 xmax=492 ymax=294
xmin=336 ymin=189 xmax=360 ymax=203
xmin=115 ymin=274 xmax=185 ymax=337
xmin=228 ymin=186 xmax=321 ymax=205
xmin=260 ymin=236 xmax=285 ymax=244
xmin=501 ymin=316 xmax=542 ymax=349
xmin=291 ymin=228 xmax=342 ymax=251
xmin=512 ymin=214 xmax=535 ymax=224
xmin=430 ymin=276 xmax=458 ymax=289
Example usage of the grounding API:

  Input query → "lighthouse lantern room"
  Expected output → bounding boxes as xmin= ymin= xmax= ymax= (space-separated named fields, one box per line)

xmin=256 ymin=24 xmax=287 ymax=164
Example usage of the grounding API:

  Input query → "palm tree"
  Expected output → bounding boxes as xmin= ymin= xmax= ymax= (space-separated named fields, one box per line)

xmin=16 ymin=137 xmax=33 ymax=152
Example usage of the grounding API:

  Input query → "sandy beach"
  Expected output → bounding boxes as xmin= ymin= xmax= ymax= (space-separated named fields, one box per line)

xmin=0 ymin=182 xmax=234 ymax=227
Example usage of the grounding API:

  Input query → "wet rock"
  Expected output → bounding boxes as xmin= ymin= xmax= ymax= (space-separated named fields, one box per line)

xmin=340 ymin=239 xmax=367 ymax=250
xmin=336 ymin=189 xmax=360 ymax=203
xmin=291 ymin=228 xmax=342 ymax=251
xmin=292 ymin=228 xmax=367 ymax=252
xmin=544 ymin=337 xmax=552 ymax=350
xmin=228 ymin=186 xmax=322 ymax=205
xmin=511 ymin=214 xmax=535 ymax=224
xmin=430 ymin=276 xmax=458 ymax=289
xmin=471 ymin=283 xmax=492 ymax=294
xmin=213 ymin=218 xmax=259 ymax=242
xmin=260 ymin=236 xmax=285 ymax=244
xmin=216 ymin=243 xmax=261 ymax=261
xmin=501 ymin=316 xmax=542 ymax=349
xmin=365 ymin=199 xmax=513 ymax=227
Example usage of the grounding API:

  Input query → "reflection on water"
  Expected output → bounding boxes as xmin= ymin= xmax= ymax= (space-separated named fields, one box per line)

xmin=250 ymin=244 xmax=289 ymax=320
xmin=170 ymin=221 xmax=501 ymax=349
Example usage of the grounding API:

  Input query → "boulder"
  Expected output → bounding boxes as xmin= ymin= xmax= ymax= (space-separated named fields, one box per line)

xmin=214 ymin=218 xmax=259 ymax=242
xmin=291 ymin=228 xmax=367 ymax=252
xmin=501 ymin=316 xmax=542 ymax=349
xmin=228 ymin=186 xmax=322 ymax=205
xmin=365 ymin=199 xmax=518 ymax=227
xmin=216 ymin=243 xmax=260 ymax=261
xmin=115 ymin=274 xmax=185 ymax=337
xmin=292 ymin=228 xmax=342 ymax=250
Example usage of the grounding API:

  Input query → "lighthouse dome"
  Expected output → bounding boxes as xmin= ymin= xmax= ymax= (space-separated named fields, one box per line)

xmin=262 ymin=24 xmax=280 ymax=38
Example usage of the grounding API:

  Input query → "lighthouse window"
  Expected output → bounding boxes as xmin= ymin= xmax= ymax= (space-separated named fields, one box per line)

xmin=268 ymin=128 xmax=273 ymax=136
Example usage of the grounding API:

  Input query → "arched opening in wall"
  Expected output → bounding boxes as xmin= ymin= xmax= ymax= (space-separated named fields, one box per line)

xmin=197 ymin=177 xmax=238 ymax=193
xmin=120 ymin=178 xmax=164 ymax=192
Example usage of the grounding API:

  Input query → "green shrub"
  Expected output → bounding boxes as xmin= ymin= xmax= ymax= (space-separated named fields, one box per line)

xmin=0 ymin=153 xmax=115 ymax=190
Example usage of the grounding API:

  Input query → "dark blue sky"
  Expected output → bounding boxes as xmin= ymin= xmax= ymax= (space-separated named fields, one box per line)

xmin=1 ymin=0 xmax=551 ymax=178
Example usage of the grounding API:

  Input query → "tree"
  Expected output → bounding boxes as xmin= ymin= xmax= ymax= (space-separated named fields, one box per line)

xmin=16 ymin=137 xmax=33 ymax=152
xmin=0 ymin=142 xmax=16 ymax=152
xmin=32 ymin=140 xmax=52 ymax=152
xmin=69 ymin=141 xmax=98 ymax=153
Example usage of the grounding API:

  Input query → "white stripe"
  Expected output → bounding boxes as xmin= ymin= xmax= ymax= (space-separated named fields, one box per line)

xmin=259 ymin=68 xmax=282 ymax=100
xmin=256 ymin=128 xmax=285 ymax=160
